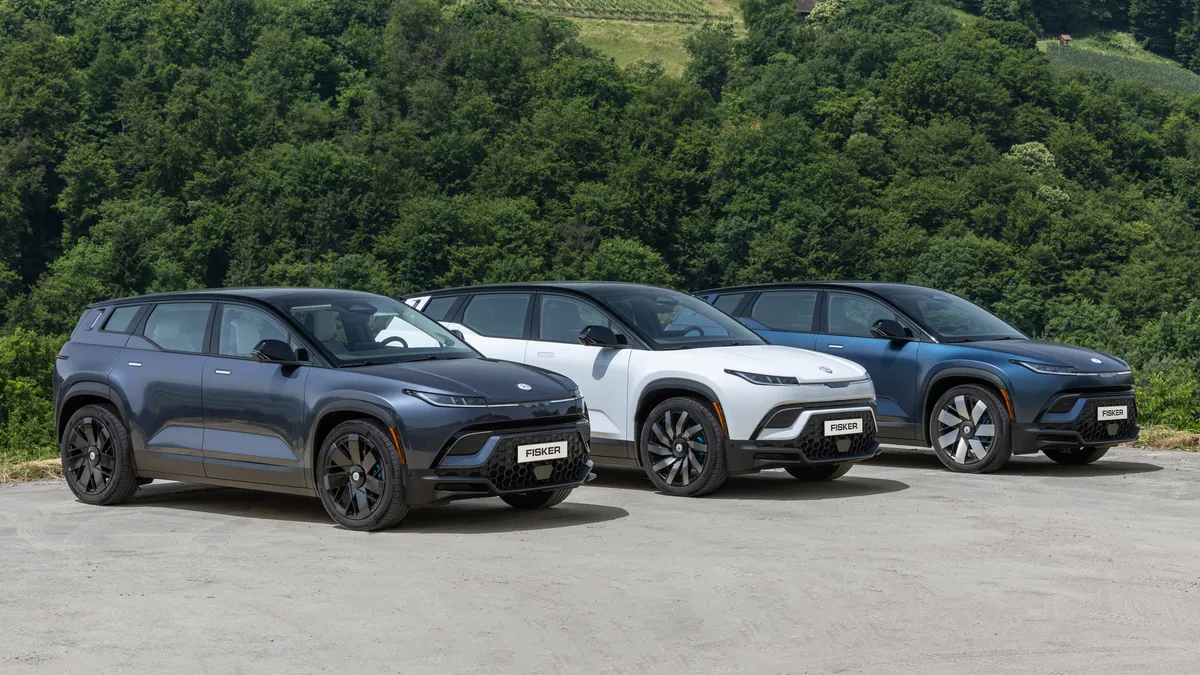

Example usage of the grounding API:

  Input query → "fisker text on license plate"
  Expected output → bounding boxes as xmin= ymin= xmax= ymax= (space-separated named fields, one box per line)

xmin=517 ymin=440 xmax=568 ymax=463
xmin=824 ymin=419 xmax=862 ymax=437
xmin=1097 ymin=406 xmax=1128 ymax=421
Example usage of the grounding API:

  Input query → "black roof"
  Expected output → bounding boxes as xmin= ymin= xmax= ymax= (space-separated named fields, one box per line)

xmin=407 ymin=281 xmax=680 ymax=299
xmin=88 ymin=287 xmax=386 ymax=308
xmin=692 ymin=281 xmax=934 ymax=297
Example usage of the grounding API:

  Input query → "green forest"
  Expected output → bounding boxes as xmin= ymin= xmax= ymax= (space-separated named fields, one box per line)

xmin=2 ymin=0 xmax=1200 ymax=466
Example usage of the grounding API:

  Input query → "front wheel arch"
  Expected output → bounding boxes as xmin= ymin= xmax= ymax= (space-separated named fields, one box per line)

xmin=307 ymin=401 xmax=404 ymax=488
xmin=922 ymin=369 xmax=1012 ymax=446
xmin=633 ymin=381 xmax=726 ymax=466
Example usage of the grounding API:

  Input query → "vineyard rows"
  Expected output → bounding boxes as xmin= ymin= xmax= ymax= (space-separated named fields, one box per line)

xmin=506 ymin=0 xmax=724 ymax=23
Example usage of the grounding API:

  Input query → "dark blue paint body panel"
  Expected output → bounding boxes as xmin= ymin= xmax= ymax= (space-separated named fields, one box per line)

xmin=53 ymin=288 xmax=592 ymax=504
xmin=700 ymin=283 xmax=1139 ymax=453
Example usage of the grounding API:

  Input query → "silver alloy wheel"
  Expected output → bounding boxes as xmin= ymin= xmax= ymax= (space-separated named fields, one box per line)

xmin=935 ymin=394 xmax=997 ymax=464
xmin=646 ymin=410 xmax=707 ymax=487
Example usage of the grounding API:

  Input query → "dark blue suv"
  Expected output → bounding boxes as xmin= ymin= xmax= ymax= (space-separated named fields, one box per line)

xmin=54 ymin=288 xmax=592 ymax=530
xmin=696 ymin=283 xmax=1139 ymax=473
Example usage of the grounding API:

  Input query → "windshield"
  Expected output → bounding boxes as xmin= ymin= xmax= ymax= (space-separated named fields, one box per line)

xmin=884 ymin=287 xmax=1025 ymax=342
xmin=589 ymin=286 xmax=765 ymax=350
xmin=270 ymin=293 xmax=478 ymax=366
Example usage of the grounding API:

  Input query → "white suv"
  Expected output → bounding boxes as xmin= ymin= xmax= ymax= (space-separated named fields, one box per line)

xmin=405 ymin=283 xmax=879 ymax=496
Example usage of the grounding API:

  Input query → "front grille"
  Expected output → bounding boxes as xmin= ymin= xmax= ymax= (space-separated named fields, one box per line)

xmin=1073 ymin=398 xmax=1138 ymax=442
xmin=485 ymin=431 xmax=589 ymax=491
xmin=759 ymin=411 xmax=877 ymax=462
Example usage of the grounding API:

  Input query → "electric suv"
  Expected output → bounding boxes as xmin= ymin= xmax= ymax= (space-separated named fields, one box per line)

xmin=54 ymin=288 xmax=593 ymax=530
xmin=696 ymin=282 xmax=1139 ymax=473
xmin=404 ymin=283 xmax=880 ymax=497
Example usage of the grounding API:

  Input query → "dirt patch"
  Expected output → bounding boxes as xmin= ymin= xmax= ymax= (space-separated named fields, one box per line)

xmin=0 ymin=458 xmax=62 ymax=484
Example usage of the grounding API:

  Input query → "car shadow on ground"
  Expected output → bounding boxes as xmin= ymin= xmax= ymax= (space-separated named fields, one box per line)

xmin=126 ymin=482 xmax=629 ymax=533
xmin=584 ymin=466 xmax=910 ymax=501
xmin=868 ymin=449 xmax=1163 ymax=477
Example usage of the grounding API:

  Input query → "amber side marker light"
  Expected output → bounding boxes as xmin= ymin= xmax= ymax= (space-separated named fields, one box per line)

xmin=55 ymin=354 xmax=69 ymax=360
xmin=1000 ymin=389 xmax=1016 ymax=419
xmin=712 ymin=401 xmax=729 ymax=435
xmin=389 ymin=427 xmax=407 ymax=464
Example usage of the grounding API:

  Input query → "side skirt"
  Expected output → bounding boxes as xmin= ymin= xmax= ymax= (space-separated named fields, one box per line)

xmin=136 ymin=471 xmax=318 ymax=498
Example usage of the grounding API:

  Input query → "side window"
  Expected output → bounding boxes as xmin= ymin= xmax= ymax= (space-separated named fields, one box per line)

xmin=713 ymin=293 xmax=745 ymax=315
xmin=750 ymin=291 xmax=818 ymax=332
xmin=142 ymin=303 xmax=213 ymax=353
xmin=103 ymin=306 xmax=143 ymax=333
xmin=423 ymin=296 xmax=459 ymax=321
xmin=461 ymin=293 xmax=531 ymax=339
xmin=538 ymin=295 xmax=614 ymax=344
xmin=825 ymin=292 xmax=909 ymax=338
xmin=218 ymin=305 xmax=296 ymax=358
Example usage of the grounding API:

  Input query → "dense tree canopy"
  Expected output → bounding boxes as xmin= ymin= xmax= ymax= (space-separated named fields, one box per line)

xmin=1 ymin=0 xmax=1199 ymax=461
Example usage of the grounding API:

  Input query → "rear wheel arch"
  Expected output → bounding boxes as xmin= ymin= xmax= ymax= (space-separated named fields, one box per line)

xmin=922 ymin=369 xmax=1010 ymax=445
xmin=57 ymin=382 xmax=119 ymax=444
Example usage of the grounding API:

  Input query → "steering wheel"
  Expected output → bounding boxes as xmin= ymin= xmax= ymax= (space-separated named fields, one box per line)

xmin=380 ymin=336 xmax=408 ymax=348
xmin=680 ymin=325 xmax=706 ymax=337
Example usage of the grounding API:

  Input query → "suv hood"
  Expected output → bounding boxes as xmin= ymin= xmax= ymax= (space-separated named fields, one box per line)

xmin=351 ymin=358 xmax=577 ymax=404
xmin=709 ymin=345 xmax=869 ymax=383
xmin=967 ymin=339 xmax=1130 ymax=373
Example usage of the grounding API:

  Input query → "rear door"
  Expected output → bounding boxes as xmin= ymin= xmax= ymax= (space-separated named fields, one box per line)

xmin=201 ymin=303 xmax=310 ymax=487
xmin=816 ymin=291 xmax=921 ymax=440
xmin=111 ymin=302 xmax=214 ymax=477
xmin=525 ymin=293 xmax=633 ymax=456
xmin=737 ymin=289 xmax=819 ymax=351
xmin=440 ymin=292 xmax=532 ymax=363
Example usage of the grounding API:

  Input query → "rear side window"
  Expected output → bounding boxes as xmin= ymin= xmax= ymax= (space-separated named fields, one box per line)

xmin=461 ymin=293 xmax=531 ymax=339
xmin=423 ymin=296 xmax=459 ymax=321
xmin=712 ymin=293 xmax=745 ymax=315
xmin=103 ymin=306 xmax=142 ymax=333
xmin=750 ymin=291 xmax=818 ymax=332
xmin=142 ymin=303 xmax=213 ymax=353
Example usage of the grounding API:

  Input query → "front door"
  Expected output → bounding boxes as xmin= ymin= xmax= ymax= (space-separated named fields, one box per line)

xmin=112 ymin=302 xmax=214 ymax=477
xmin=817 ymin=291 xmax=921 ymax=441
xmin=525 ymin=293 xmax=633 ymax=458
xmin=201 ymin=303 xmax=309 ymax=487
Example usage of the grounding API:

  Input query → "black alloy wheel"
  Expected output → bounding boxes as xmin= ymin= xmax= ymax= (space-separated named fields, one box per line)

xmin=317 ymin=419 xmax=409 ymax=531
xmin=639 ymin=397 xmax=729 ymax=497
xmin=61 ymin=404 xmax=139 ymax=505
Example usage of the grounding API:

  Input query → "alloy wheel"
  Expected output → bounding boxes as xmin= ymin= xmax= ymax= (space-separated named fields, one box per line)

xmin=646 ymin=410 xmax=707 ymax=487
xmin=935 ymin=394 xmax=997 ymax=465
xmin=322 ymin=434 xmax=386 ymax=520
xmin=65 ymin=417 xmax=116 ymax=494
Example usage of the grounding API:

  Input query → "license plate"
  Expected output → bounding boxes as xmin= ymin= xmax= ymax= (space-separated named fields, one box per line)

xmin=824 ymin=419 xmax=862 ymax=437
xmin=1097 ymin=406 xmax=1128 ymax=421
xmin=516 ymin=440 xmax=568 ymax=463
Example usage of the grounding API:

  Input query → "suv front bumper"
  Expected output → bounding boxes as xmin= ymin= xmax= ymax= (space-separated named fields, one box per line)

xmin=727 ymin=402 xmax=881 ymax=474
xmin=407 ymin=421 xmax=595 ymax=504
xmin=1012 ymin=394 xmax=1139 ymax=455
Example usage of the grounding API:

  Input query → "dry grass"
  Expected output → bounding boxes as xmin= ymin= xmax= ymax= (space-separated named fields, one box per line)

xmin=0 ymin=458 xmax=63 ymax=484
xmin=1133 ymin=426 xmax=1200 ymax=452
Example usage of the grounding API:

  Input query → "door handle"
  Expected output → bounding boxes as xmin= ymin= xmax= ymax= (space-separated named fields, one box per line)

xmin=537 ymin=352 xmax=554 ymax=358
xmin=127 ymin=361 xmax=142 ymax=367
xmin=827 ymin=344 xmax=844 ymax=349
xmin=214 ymin=369 xmax=231 ymax=375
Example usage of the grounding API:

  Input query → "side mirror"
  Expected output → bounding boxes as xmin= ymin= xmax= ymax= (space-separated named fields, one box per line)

xmin=579 ymin=325 xmax=620 ymax=348
xmin=870 ymin=319 xmax=913 ymax=341
xmin=251 ymin=339 xmax=303 ymax=365
xmin=450 ymin=329 xmax=465 ymax=341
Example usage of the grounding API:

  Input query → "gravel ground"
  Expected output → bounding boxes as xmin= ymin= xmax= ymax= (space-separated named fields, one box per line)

xmin=2 ymin=447 xmax=1199 ymax=674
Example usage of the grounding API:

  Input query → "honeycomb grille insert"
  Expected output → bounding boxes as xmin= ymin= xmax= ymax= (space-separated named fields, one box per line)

xmin=1072 ymin=398 xmax=1138 ymax=442
xmin=760 ymin=411 xmax=878 ymax=462
xmin=485 ymin=432 xmax=590 ymax=491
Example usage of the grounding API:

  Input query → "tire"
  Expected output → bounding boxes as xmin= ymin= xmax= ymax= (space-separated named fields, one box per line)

xmin=1044 ymin=446 xmax=1110 ymax=465
xmin=500 ymin=487 xmax=574 ymax=509
xmin=316 ymin=419 xmax=409 ymax=531
xmin=61 ymin=404 xmax=140 ymax=505
xmin=786 ymin=462 xmax=853 ymax=482
xmin=638 ymin=397 xmax=729 ymax=497
xmin=929 ymin=384 xmax=1013 ymax=474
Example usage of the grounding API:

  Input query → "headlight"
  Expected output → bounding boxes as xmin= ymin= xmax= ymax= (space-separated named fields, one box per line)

xmin=724 ymin=369 xmax=800 ymax=386
xmin=1013 ymin=360 xmax=1077 ymax=375
xmin=404 ymin=389 xmax=487 ymax=407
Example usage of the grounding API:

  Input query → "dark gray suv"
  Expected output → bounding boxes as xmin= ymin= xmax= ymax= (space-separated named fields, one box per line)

xmin=54 ymin=288 xmax=593 ymax=530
